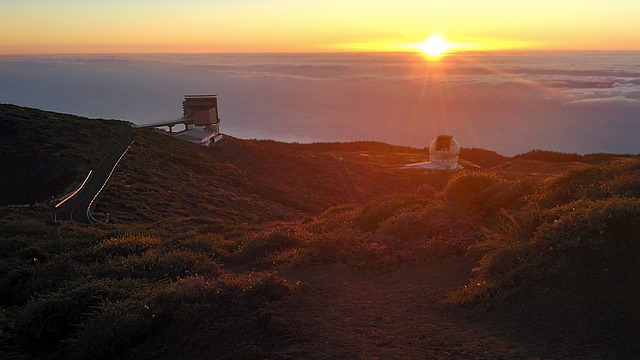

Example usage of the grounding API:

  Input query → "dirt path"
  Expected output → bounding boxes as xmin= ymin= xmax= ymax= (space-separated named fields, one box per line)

xmin=264 ymin=258 xmax=629 ymax=359
xmin=332 ymin=157 xmax=366 ymax=205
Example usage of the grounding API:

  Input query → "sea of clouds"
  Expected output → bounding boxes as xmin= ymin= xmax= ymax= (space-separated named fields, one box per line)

xmin=1 ymin=51 xmax=639 ymax=155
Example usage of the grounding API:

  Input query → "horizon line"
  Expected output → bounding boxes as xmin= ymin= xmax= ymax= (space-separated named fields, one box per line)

xmin=2 ymin=49 xmax=640 ymax=57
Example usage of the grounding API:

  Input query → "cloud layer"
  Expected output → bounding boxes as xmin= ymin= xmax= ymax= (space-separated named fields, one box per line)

xmin=1 ymin=52 xmax=639 ymax=155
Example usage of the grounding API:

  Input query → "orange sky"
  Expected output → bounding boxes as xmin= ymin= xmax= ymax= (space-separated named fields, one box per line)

xmin=1 ymin=0 xmax=640 ymax=54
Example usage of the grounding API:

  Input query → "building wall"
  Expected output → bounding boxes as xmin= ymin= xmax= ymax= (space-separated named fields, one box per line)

xmin=183 ymin=96 xmax=218 ymax=125
xmin=192 ymin=108 xmax=217 ymax=125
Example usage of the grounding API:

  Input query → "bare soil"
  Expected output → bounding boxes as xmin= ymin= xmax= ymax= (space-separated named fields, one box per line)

xmin=263 ymin=257 xmax=638 ymax=360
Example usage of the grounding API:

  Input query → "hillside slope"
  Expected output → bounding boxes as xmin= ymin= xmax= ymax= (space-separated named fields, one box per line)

xmin=0 ymin=104 xmax=123 ymax=205
xmin=0 ymin=104 xmax=435 ymax=225
xmin=94 ymin=131 xmax=428 ymax=227
xmin=1 ymin=104 xmax=639 ymax=359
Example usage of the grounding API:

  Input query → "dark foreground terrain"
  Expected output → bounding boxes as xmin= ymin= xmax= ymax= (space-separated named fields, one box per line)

xmin=1 ymin=104 xmax=639 ymax=359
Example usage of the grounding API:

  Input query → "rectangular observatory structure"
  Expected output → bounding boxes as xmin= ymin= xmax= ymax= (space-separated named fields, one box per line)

xmin=182 ymin=95 xmax=220 ymax=126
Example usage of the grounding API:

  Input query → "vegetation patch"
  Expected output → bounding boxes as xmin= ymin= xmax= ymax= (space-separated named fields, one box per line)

xmin=3 ymin=104 xmax=640 ymax=358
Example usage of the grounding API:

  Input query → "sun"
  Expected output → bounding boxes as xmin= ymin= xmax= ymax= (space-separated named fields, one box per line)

xmin=419 ymin=35 xmax=450 ymax=58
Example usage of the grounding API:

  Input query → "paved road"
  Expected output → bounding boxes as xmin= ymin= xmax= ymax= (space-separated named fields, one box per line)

xmin=55 ymin=126 xmax=134 ymax=223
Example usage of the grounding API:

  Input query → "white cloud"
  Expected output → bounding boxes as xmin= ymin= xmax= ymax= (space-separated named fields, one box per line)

xmin=564 ymin=96 xmax=640 ymax=107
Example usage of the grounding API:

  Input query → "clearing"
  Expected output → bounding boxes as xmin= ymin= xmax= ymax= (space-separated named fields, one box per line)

xmin=264 ymin=257 xmax=634 ymax=359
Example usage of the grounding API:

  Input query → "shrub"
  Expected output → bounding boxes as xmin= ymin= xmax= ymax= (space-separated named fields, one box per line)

xmin=376 ymin=208 xmax=431 ymax=251
xmin=445 ymin=172 xmax=501 ymax=203
xmin=535 ymin=166 xmax=614 ymax=207
xmin=267 ymin=247 xmax=308 ymax=269
xmin=604 ymin=162 xmax=640 ymax=198
xmin=67 ymin=298 xmax=155 ymax=360
xmin=0 ymin=234 xmax=29 ymax=258
xmin=306 ymin=204 xmax=359 ymax=234
xmin=375 ymin=203 xmax=478 ymax=262
xmin=450 ymin=208 xmax=546 ymax=303
xmin=146 ymin=273 xmax=293 ymax=331
xmin=355 ymin=195 xmax=431 ymax=232
xmin=0 ymin=259 xmax=78 ymax=306
xmin=234 ymin=224 xmax=312 ymax=263
xmin=99 ymin=249 xmax=221 ymax=280
xmin=171 ymin=234 xmax=217 ymax=253
xmin=449 ymin=241 xmax=541 ymax=304
xmin=513 ymin=149 xmax=583 ymax=163
xmin=301 ymin=227 xmax=380 ymax=266
xmin=154 ymin=250 xmax=221 ymax=279
xmin=534 ymin=197 xmax=640 ymax=262
xmin=481 ymin=208 xmax=546 ymax=249
xmin=16 ymin=247 xmax=50 ymax=264
xmin=8 ymin=278 xmax=149 ymax=355
xmin=92 ymin=234 xmax=161 ymax=258
xmin=0 ymin=219 xmax=58 ymax=239
xmin=459 ymin=148 xmax=508 ymax=168
xmin=452 ymin=197 xmax=640 ymax=304
xmin=444 ymin=171 xmax=526 ymax=217
xmin=158 ymin=216 xmax=228 ymax=237
xmin=534 ymin=160 xmax=640 ymax=208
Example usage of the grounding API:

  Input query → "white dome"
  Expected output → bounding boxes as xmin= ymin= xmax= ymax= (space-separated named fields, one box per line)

xmin=429 ymin=135 xmax=459 ymax=156
xmin=428 ymin=135 xmax=459 ymax=169
xmin=404 ymin=134 xmax=462 ymax=170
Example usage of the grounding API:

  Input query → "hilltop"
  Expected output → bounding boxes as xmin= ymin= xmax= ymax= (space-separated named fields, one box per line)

xmin=1 ymin=104 xmax=639 ymax=359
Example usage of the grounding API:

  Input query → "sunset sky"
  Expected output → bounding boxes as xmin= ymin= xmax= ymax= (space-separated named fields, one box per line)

xmin=1 ymin=0 xmax=640 ymax=54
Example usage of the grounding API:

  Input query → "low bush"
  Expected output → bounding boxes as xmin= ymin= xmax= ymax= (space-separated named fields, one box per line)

xmin=535 ymin=161 xmax=640 ymax=208
xmin=376 ymin=209 xmax=432 ymax=252
xmin=0 ymin=234 xmax=30 ymax=258
xmin=306 ymin=204 xmax=359 ymax=234
xmin=602 ymin=161 xmax=640 ymax=198
xmin=16 ymin=246 xmax=50 ymax=264
xmin=300 ymin=227 xmax=380 ymax=266
xmin=170 ymin=233 xmax=226 ymax=257
xmin=513 ymin=149 xmax=584 ymax=163
xmin=451 ymin=197 xmax=640 ymax=304
xmin=67 ymin=298 xmax=156 ymax=360
xmin=374 ymin=201 xmax=478 ymax=262
xmin=97 ymin=249 xmax=222 ymax=280
xmin=355 ymin=195 xmax=432 ymax=232
xmin=444 ymin=171 xmax=528 ymax=217
xmin=6 ymin=278 xmax=150 ymax=357
xmin=0 ymin=258 xmax=79 ymax=306
xmin=4 ymin=269 xmax=293 ymax=359
xmin=92 ymin=234 xmax=161 ymax=258
xmin=534 ymin=197 xmax=640 ymax=263
xmin=535 ymin=166 xmax=615 ymax=207
xmin=233 ymin=224 xmax=313 ymax=264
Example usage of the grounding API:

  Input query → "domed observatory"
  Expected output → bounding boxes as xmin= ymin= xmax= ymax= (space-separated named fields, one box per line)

xmin=405 ymin=135 xmax=462 ymax=170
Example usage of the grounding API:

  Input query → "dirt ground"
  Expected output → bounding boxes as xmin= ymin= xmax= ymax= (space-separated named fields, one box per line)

xmin=261 ymin=257 xmax=639 ymax=360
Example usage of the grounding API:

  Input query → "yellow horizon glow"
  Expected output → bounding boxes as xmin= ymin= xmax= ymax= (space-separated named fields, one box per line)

xmin=335 ymin=35 xmax=541 ymax=56
xmin=419 ymin=35 xmax=450 ymax=57
xmin=1 ymin=0 xmax=639 ymax=55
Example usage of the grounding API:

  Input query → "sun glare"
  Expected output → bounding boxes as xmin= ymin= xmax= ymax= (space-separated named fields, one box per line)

xmin=419 ymin=35 xmax=450 ymax=58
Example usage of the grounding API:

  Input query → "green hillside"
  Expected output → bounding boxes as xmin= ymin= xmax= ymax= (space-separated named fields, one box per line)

xmin=1 ymin=104 xmax=639 ymax=359
xmin=0 ymin=104 xmax=123 ymax=205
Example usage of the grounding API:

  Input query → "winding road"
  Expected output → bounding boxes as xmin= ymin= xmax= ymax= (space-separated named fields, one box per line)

xmin=55 ymin=126 xmax=134 ymax=223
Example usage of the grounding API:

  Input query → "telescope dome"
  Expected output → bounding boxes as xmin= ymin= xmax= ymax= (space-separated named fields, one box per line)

xmin=404 ymin=134 xmax=461 ymax=170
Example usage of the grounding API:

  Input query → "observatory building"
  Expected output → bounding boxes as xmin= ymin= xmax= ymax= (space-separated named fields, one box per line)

xmin=138 ymin=95 xmax=223 ymax=146
xmin=405 ymin=135 xmax=462 ymax=170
